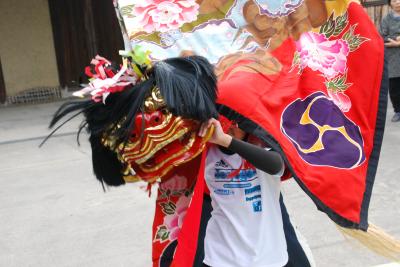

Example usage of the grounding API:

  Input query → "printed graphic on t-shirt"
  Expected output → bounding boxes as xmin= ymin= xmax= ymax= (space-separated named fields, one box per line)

xmin=205 ymin=147 xmax=287 ymax=267
xmin=213 ymin=159 xmax=262 ymax=213
xmin=245 ymin=185 xmax=262 ymax=212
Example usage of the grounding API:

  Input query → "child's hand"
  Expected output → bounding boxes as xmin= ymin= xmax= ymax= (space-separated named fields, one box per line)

xmin=199 ymin=118 xmax=232 ymax=147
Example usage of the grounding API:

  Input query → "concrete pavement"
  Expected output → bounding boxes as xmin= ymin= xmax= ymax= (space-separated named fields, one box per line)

xmin=0 ymin=101 xmax=399 ymax=267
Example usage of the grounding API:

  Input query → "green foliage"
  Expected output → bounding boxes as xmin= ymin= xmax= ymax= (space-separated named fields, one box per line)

xmin=155 ymin=225 xmax=170 ymax=243
xmin=160 ymin=201 xmax=176 ymax=215
xmin=325 ymin=74 xmax=352 ymax=92
xmin=120 ymin=5 xmax=134 ymax=18
xmin=320 ymin=12 xmax=349 ymax=38
xmin=342 ymin=25 xmax=369 ymax=52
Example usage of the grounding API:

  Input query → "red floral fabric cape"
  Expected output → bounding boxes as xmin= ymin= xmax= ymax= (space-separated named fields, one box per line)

xmin=171 ymin=3 xmax=385 ymax=267
xmin=114 ymin=1 xmax=386 ymax=266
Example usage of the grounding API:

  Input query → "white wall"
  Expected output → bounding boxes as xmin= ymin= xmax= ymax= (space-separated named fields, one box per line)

xmin=0 ymin=0 xmax=59 ymax=96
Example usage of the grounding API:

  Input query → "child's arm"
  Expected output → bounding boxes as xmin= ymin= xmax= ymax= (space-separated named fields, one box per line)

xmin=227 ymin=137 xmax=284 ymax=175
xmin=199 ymin=118 xmax=284 ymax=175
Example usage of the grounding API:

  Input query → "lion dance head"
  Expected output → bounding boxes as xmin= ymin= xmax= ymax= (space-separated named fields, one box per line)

xmin=49 ymin=53 xmax=217 ymax=186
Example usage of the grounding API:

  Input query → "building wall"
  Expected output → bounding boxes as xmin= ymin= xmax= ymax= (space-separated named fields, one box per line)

xmin=0 ymin=0 xmax=59 ymax=96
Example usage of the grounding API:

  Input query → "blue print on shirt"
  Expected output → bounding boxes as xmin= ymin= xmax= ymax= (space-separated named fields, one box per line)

xmin=215 ymin=168 xmax=257 ymax=181
xmin=246 ymin=195 xmax=261 ymax=202
xmin=245 ymin=186 xmax=263 ymax=213
xmin=214 ymin=189 xmax=235 ymax=195
xmin=253 ymin=200 xmax=262 ymax=212
xmin=213 ymin=158 xmax=262 ymax=213
xmin=223 ymin=183 xmax=252 ymax=188
xmin=244 ymin=185 xmax=261 ymax=195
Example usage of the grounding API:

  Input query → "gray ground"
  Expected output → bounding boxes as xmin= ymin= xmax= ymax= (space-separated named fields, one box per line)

xmin=0 ymin=101 xmax=399 ymax=267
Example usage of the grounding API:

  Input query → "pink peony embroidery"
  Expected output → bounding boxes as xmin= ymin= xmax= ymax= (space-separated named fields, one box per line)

xmin=163 ymin=196 xmax=190 ymax=241
xmin=133 ymin=0 xmax=199 ymax=33
xmin=296 ymin=32 xmax=350 ymax=79
xmin=328 ymin=90 xmax=352 ymax=112
xmin=160 ymin=175 xmax=188 ymax=192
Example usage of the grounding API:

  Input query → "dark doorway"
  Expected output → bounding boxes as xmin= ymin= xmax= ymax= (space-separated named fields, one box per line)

xmin=48 ymin=0 xmax=124 ymax=88
xmin=0 ymin=57 xmax=5 ymax=103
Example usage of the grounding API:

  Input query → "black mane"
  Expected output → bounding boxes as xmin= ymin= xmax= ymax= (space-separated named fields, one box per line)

xmin=46 ymin=56 xmax=217 ymax=187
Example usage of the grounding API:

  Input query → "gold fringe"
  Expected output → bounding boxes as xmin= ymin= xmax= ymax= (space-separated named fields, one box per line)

xmin=337 ymin=224 xmax=400 ymax=261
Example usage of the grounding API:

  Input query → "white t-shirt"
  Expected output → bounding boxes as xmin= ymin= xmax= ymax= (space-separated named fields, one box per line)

xmin=204 ymin=145 xmax=288 ymax=267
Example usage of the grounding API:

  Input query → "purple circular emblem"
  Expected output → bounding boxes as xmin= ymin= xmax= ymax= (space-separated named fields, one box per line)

xmin=281 ymin=92 xmax=365 ymax=169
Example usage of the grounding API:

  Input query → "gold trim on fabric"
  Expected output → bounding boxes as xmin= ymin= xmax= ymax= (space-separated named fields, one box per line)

xmin=137 ymin=125 xmax=214 ymax=179
xmin=123 ymin=175 xmax=141 ymax=183
xmin=144 ymin=87 xmax=166 ymax=112
xmin=121 ymin=117 xmax=187 ymax=160
xmin=132 ymin=128 xmax=188 ymax=164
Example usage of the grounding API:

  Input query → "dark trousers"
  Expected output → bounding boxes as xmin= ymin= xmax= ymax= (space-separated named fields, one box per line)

xmin=389 ymin=77 xmax=400 ymax=113
xmin=280 ymin=194 xmax=311 ymax=267
xmin=194 ymin=194 xmax=312 ymax=267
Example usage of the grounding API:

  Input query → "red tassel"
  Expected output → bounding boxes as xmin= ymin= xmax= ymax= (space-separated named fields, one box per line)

xmin=146 ymin=183 xmax=153 ymax=197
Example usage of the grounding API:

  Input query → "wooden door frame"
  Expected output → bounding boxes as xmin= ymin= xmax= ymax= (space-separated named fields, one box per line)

xmin=361 ymin=0 xmax=387 ymax=7
xmin=48 ymin=0 xmax=123 ymax=88
xmin=0 ymin=57 xmax=6 ymax=103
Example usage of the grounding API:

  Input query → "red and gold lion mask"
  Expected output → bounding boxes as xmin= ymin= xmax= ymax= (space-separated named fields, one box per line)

xmin=103 ymin=87 xmax=213 ymax=183
xmin=49 ymin=54 xmax=217 ymax=187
